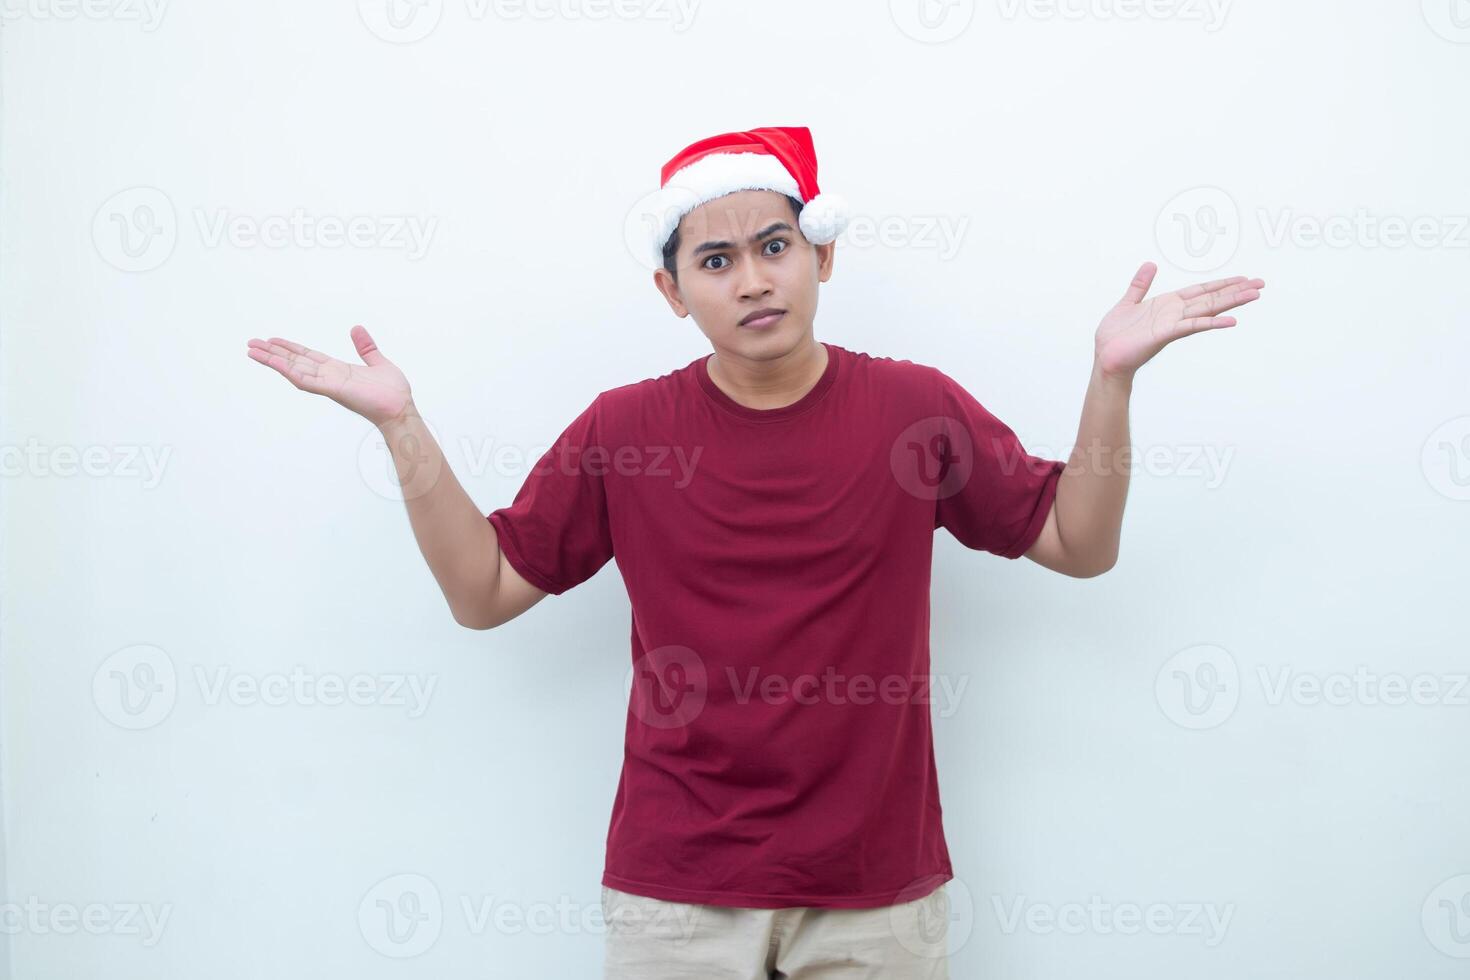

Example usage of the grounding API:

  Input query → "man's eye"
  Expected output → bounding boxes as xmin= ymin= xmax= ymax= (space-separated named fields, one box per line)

xmin=765 ymin=239 xmax=788 ymax=255
xmin=702 ymin=255 xmax=728 ymax=270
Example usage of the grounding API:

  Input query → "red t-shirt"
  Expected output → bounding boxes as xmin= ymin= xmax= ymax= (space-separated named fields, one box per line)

xmin=486 ymin=341 xmax=1064 ymax=909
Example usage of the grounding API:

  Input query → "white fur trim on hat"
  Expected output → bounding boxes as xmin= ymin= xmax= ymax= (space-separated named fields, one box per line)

xmin=651 ymin=151 xmax=845 ymax=258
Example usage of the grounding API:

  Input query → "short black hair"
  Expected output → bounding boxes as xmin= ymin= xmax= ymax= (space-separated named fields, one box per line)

xmin=662 ymin=193 xmax=805 ymax=282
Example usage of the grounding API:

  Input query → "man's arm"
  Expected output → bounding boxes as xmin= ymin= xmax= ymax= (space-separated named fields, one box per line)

xmin=246 ymin=326 xmax=545 ymax=631
xmin=1023 ymin=261 xmax=1266 ymax=577
xmin=377 ymin=405 xmax=548 ymax=629
xmin=1023 ymin=362 xmax=1130 ymax=578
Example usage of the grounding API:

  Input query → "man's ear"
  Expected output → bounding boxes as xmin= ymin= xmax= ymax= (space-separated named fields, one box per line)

xmin=652 ymin=267 xmax=689 ymax=317
xmin=816 ymin=241 xmax=835 ymax=283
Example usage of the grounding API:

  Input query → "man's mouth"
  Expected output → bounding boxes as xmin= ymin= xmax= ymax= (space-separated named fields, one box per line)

xmin=739 ymin=308 xmax=786 ymax=328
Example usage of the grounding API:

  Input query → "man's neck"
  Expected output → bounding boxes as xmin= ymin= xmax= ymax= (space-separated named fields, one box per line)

xmin=706 ymin=339 xmax=828 ymax=411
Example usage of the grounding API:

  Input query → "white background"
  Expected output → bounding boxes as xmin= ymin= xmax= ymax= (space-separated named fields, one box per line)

xmin=3 ymin=0 xmax=1469 ymax=976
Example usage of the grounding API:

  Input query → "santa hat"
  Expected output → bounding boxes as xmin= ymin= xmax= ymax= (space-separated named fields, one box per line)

xmin=648 ymin=126 xmax=850 ymax=262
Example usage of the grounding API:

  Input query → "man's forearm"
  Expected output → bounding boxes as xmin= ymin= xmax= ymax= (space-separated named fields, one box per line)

xmin=1054 ymin=358 xmax=1132 ymax=575
xmin=377 ymin=401 xmax=502 ymax=624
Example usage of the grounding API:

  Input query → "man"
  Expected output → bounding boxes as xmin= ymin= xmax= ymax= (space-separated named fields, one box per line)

xmin=246 ymin=125 xmax=1264 ymax=978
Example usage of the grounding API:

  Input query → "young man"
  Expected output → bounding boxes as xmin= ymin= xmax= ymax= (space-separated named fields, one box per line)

xmin=246 ymin=125 xmax=1264 ymax=978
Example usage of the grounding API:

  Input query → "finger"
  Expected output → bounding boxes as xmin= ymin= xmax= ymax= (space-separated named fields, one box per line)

xmin=246 ymin=346 xmax=329 ymax=394
xmin=246 ymin=339 xmax=315 ymax=379
xmin=247 ymin=338 xmax=303 ymax=360
xmin=1119 ymin=261 xmax=1158 ymax=305
xmin=1184 ymin=277 xmax=1265 ymax=305
xmin=246 ymin=344 xmax=316 ymax=385
xmin=351 ymin=324 xmax=386 ymax=367
xmin=1176 ymin=275 xmax=1248 ymax=300
xmin=263 ymin=337 xmax=328 ymax=364
xmin=1182 ymin=285 xmax=1261 ymax=318
xmin=248 ymin=337 xmax=338 ymax=383
xmin=1175 ymin=315 xmax=1238 ymax=335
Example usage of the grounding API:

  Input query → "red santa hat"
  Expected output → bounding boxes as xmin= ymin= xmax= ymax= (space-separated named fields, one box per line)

xmin=649 ymin=125 xmax=850 ymax=262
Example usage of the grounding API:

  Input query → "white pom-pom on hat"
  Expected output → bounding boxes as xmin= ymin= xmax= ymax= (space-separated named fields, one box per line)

xmin=796 ymin=192 xmax=850 ymax=245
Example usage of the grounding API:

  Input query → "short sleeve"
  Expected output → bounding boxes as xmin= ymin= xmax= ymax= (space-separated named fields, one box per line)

xmin=932 ymin=371 xmax=1065 ymax=559
xmin=486 ymin=395 xmax=615 ymax=595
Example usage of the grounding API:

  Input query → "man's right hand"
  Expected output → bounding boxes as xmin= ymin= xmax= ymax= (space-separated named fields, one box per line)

xmin=247 ymin=325 xmax=413 ymax=427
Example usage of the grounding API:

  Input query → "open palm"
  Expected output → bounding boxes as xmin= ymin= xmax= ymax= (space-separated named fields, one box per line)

xmin=246 ymin=325 xmax=412 ymax=426
xmin=1095 ymin=262 xmax=1265 ymax=381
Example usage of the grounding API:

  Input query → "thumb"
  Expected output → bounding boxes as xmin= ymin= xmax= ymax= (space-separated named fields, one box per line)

xmin=1118 ymin=261 xmax=1157 ymax=305
xmin=351 ymin=324 xmax=387 ymax=367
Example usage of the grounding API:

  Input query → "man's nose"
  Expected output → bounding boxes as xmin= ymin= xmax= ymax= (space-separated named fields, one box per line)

xmin=736 ymin=262 xmax=773 ymax=300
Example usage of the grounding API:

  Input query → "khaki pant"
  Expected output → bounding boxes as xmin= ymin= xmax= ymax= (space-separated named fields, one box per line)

xmin=601 ymin=883 xmax=951 ymax=979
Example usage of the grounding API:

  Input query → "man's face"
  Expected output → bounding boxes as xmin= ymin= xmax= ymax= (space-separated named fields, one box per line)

xmin=653 ymin=189 xmax=835 ymax=358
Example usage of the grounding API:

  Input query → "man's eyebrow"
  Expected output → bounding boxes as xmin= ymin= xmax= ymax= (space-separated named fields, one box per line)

xmin=690 ymin=221 xmax=794 ymax=257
